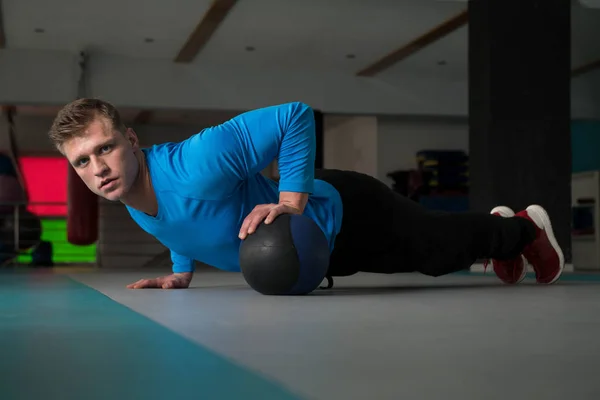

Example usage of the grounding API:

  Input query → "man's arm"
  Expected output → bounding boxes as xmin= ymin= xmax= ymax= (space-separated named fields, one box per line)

xmin=279 ymin=191 xmax=309 ymax=214
xmin=171 ymin=249 xmax=195 ymax=274
xmin=182 ymin=102 xmax=316 ymax=202
xmin=126 ymin=249 xmax=194 ymax=289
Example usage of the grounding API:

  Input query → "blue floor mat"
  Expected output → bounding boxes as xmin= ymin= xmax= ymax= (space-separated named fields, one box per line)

xmin=0 ymin=271 xmax=302 ymax=400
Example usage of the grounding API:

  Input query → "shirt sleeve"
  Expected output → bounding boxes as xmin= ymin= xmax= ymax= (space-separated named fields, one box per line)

xmin=181 ymin=102 xmax=316 ymax=197
xmin=171 ymin=249 xmax=195 ymax=273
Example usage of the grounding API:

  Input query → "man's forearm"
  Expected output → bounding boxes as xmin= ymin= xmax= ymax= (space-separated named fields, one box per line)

xmin=279 ymin=191 xmax=308 ymax=213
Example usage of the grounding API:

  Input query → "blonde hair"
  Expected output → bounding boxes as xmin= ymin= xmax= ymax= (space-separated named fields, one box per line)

xmin=49 ymin=98 xmax=127 ymax=149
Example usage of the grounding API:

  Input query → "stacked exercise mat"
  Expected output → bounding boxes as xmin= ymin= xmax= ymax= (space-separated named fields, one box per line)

xmin=386 ymin=150 xmax=470 ymax=212
xmin=416 ymin=150 xmax=469 ymax=212
xmin=416 ymin=150 xmax=469 ymax=194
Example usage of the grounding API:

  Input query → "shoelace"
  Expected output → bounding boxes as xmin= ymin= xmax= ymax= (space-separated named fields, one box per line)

xmin=482 ymin=259 xmax=490 ymax=273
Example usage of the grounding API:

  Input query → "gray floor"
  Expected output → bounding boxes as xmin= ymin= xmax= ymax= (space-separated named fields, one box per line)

xmin=71 ymin=268 xmax=600 ymax=400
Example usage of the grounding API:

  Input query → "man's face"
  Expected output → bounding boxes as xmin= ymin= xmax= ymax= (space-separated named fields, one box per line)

xmin=61 ymin=117 xmax=140 ymax=202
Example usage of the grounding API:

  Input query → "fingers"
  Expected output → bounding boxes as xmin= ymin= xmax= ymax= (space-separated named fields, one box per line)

xmin=127 ymin=274 xmax=192 ymax=290
xmin=238 ymin=215 xmax=253 ymax=240
xmin=126 ymin=278 xmax=160 ymax=289
xmin=239 ymin=207 xmax=257 ymax=239
xmin=162 ymin=280 xmax=189 ymax=289
xmin=264 ymin=207 xmax=282 ymax=224
xmin=126 ymin=279 xmax=145 ymax=289
xmin=161 ymin=277 xmax=190 ymax=289
xmin=246 ymin=211 xmax=268 ymax=236
xmin=238 ymin=204 xmax=290 ymax=240
xmin=239 ymin=206 xmax=270 ymax=239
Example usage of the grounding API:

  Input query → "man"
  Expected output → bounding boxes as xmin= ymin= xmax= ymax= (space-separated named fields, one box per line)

xmin=49 ymin=98 xmax=564 ymax=289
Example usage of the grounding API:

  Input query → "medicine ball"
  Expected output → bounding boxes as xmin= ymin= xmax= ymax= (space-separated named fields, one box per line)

xmin=239 ymin=214 xmax=330 ymax=295
xmin=0 ymin=208 xmax=42 ymax=251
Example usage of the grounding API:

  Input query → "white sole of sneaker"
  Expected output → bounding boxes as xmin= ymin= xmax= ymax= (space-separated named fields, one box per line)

xmin=490 ymin=205 xmax=527 ymax=284
xmin=491 ymin=206 xmax=515 ymax=218
xmin=525 ymin=204 xmax=565 ymax=284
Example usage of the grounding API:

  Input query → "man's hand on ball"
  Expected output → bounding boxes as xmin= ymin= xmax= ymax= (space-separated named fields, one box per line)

xmin=126 ymin=272 xmax=193 ymax=289
xmin=239 ymin=203 xmax=301 ymax=240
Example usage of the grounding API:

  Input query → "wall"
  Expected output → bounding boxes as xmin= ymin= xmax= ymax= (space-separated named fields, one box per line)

xmin=572 ymin=120 xmax=600 ymax=173
xmin=0 ymin=49 xmax=476 ymax=117
xmin=0 ymin=114 xmax=204 ymax=154
xmin=322 ymin=114 xmax=470 ymax=193
xmin=323 ymin=115 xmax=378 ymax=177
xmin=98 ymin=198 xmax=166 ymax=268
xmin=374 ymin=116 xmax=600 ymax=188
xmin=376 ymin=116 xmax=469 ymax=187
xmin=0 ymin=114 xmax=60 ymax=154
xmin=2 ymin=48 xmax=599 ymax=119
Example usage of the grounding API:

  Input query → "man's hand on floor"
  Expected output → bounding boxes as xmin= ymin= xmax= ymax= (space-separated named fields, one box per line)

xmin=126 ymin=272 xmax=193 ymax=289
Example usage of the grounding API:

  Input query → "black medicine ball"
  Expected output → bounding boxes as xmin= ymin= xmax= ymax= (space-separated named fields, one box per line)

xmin=239 ymin=214 xmax=330 ymax=295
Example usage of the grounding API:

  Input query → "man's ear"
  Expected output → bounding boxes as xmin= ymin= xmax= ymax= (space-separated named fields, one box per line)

xmin=125 ymin=127 xmax=140 ymax=150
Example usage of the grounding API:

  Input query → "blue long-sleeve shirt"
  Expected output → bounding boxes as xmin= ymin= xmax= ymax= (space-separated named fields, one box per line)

xmin=126 ymin=102 xmax=344 ymax=273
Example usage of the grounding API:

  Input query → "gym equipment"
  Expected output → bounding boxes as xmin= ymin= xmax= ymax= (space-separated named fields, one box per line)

xmin=239 ymin=214 xmax=330 ymax=295
xmin=2 ymin=107 xmax=29 ymax=202
xmin=416 ymin=150 xmax=469 ymax=193
xmin=31 ymin=241 xmax=54 ymax=267
xmin=0 ymin=175 xmax=26 ymax=213
xmin=0 ymin=153 xmax=17 ymax=177
xmin=0 ymin=208 xmax=42 ymax=251
xmin=66 ymin=50 xmax=99 ymax=246
xmin=0 ymin=242 xmax=16 ymax=265
xmin=67 ymin=164 xmax=98 ymax=245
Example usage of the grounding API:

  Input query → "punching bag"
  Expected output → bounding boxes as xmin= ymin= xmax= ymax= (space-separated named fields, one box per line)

xmin=67 ymin=164 xmax=98 ymax=245
xmin=66 ymin=51 xmax=99 ymax=246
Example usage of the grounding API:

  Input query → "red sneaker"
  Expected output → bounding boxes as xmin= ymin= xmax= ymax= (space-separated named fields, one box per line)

xmin=515 ymin=205 xmax=564 ymax=284
xmin=486 ymin=206 xmax=528 ymax=284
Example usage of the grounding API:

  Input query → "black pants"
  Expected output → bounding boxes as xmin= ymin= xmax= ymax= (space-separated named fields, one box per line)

xmin=314 ymin=169 xmax=536 ymax=278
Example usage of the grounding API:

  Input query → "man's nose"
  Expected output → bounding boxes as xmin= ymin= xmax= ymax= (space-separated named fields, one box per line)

xmin=92 ymin=159 xmax=108 ymax=176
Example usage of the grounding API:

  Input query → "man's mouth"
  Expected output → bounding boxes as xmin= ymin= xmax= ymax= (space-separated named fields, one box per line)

xmin=100 ymin=178 xmax=117 ymax=189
